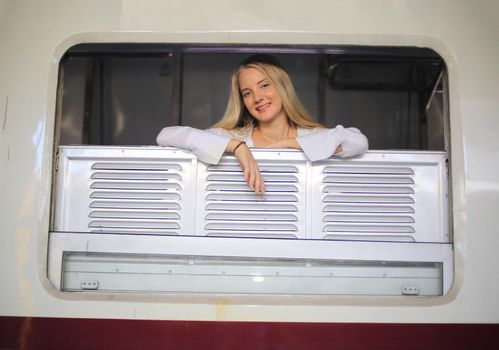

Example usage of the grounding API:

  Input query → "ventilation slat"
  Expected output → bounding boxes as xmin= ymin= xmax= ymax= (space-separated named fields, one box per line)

xmin=206 ymin=193 xmax=297 ymax=202
xmin=323 ymin=204 xmax=414 ymax=214
xmin=323 ymin=175 xmax=414 ymax=184
xmin=323 ymin=194 xmax=415 ymax=204
xmin=90 ymin=210 xmax=180 ymax=220
xmin=92 ymin=162 xmax=182 ymax=171
xmin=208 ymin=164 xmax=298 ymax=173
xmin=324 ymin=224 xmax=415 ymax=234
xmin=323 ymin=214 xmax=415 ymax=223
xmin=323 ymin=185 xmax=414 ymax=194
xmin=91 ymin=171 xmax=182 ymax=181
xmin=89 ymin=229 xmax=179 ymax=235
xmin=89 ymin=220 xmax=180 ymax=230
xmin=206 ymin=212 xmax=297 ymax=221
xmin=206 ymin=202 xmax=297 ymax=212
xmin=90 ymin=200 xmax=181 ymax=210
xmin=91 ymin=181 xmax=181 ymax=191
xmin=206 ymin=183 xmax=298 ymax=192
xmin=322 ymin=234 xmax=415 ymax=242
xmin=90 ymin=191 xmax=181 ymax=200
xmin=206 ymin=222 xmax=297 ymax=231
xmin=205 ymin=232 xmax=298 ymax=239
xmin=323 ymin=166 xmax=414 ymax=175
xmin=207 ymin=173 xmax=298 ymax=183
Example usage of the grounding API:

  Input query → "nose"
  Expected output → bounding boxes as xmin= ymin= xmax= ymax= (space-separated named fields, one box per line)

xmin=253 ymin=91 xmax=264 ymax=103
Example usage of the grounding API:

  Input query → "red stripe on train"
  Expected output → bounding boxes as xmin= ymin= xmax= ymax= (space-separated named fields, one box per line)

xmin=1 ymin=317 xmax=498 ymax=349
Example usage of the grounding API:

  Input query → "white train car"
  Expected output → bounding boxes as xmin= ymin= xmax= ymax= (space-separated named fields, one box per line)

xmin=1 ymin=0 xmax=499 ymax=348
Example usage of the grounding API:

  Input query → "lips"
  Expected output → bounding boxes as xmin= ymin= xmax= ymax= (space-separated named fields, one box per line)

xmin=256 ymin=102 xmax=271 ymax=112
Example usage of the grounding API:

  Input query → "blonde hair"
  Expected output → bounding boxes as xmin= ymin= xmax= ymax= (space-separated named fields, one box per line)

xmin=213 ymin=55 xmax=323 ymax=130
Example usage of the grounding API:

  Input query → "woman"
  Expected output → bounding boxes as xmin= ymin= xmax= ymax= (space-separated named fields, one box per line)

xmin=157 ymin=54 xmax=368 ymax=193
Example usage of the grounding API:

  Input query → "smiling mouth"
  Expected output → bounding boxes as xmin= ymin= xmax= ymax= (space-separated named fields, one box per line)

xmin=256 ymin=103 xmax=270 ymax=112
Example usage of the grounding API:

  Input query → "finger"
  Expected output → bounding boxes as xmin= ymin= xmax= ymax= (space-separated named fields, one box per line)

xmin=256 ymin=175 xmax=265 ymax=194
xmin=256 ymin=167 xmax=265 ymax=193
xmin=248 ymin=166 xmax=256 ymax=190
xmin=243 ymin=167 xmax=250 ymax=182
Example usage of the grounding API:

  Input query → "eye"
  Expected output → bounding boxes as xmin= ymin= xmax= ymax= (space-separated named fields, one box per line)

xmin=260 ymin=82 xmax=270 ymax=89
xmin=241 ymin=91 xmax=251 ymax=98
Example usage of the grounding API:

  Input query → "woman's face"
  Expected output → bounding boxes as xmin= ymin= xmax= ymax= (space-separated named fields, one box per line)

xmin=238 ymin=67 xmax=286 ymax=125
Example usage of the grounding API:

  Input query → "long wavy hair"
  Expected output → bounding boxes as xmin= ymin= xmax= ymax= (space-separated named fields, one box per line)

xmin=213 ymin=54 xmax=323 ymax=130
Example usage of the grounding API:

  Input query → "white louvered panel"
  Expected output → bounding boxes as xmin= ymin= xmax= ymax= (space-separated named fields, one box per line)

xmin=53 ymin=147 xmax=195 ymax=236
xmin=310 ymin=155 xmax=447 ymax=242
xmin=198 ymin=157 xmax=307 ymax=239
xmin=54 ymin=148 xmax=447 ymax=243
xmin=319 ymin=164 xmax=416 ymax=241
xmin=88 ymin=161 xmax=184 ymax=235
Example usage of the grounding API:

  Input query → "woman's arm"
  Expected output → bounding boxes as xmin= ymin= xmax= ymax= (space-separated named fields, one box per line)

xmin=226 ymin=140 xmax=265 ymax=193
xmin=263 ymin=125 xmax=368 ymax=161
xmin=156 ymin=126 xmax=231 ymax=164
xmin=298 ymin=126 xmax=368 ymax=161
xmin=156 ymin=126 xmax=265 ymax=193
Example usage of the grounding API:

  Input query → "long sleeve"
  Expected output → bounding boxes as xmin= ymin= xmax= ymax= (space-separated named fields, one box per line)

xmin=156 ymin=126 xmax=232 ymax=164
xmin=296 ymin=125 xmax=368 ymax=161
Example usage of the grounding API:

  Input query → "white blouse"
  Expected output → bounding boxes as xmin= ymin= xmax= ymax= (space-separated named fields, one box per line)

xmin=156 ymin=125 xmax=368 ymax=164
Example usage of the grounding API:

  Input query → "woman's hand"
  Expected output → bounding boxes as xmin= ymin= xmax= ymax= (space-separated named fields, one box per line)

xmin=228 ymin=139 xmax=265 ymax=194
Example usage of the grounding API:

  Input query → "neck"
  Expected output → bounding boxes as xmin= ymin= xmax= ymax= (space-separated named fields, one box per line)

xmin=257 ymin=118 xmax=292 ymax=143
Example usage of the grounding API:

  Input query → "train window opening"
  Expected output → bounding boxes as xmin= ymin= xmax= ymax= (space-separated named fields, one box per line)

xmin=57 ymin=44 xmax=448 ymax=151
xmin=49 ymin=44 xmax=453 ymax=297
